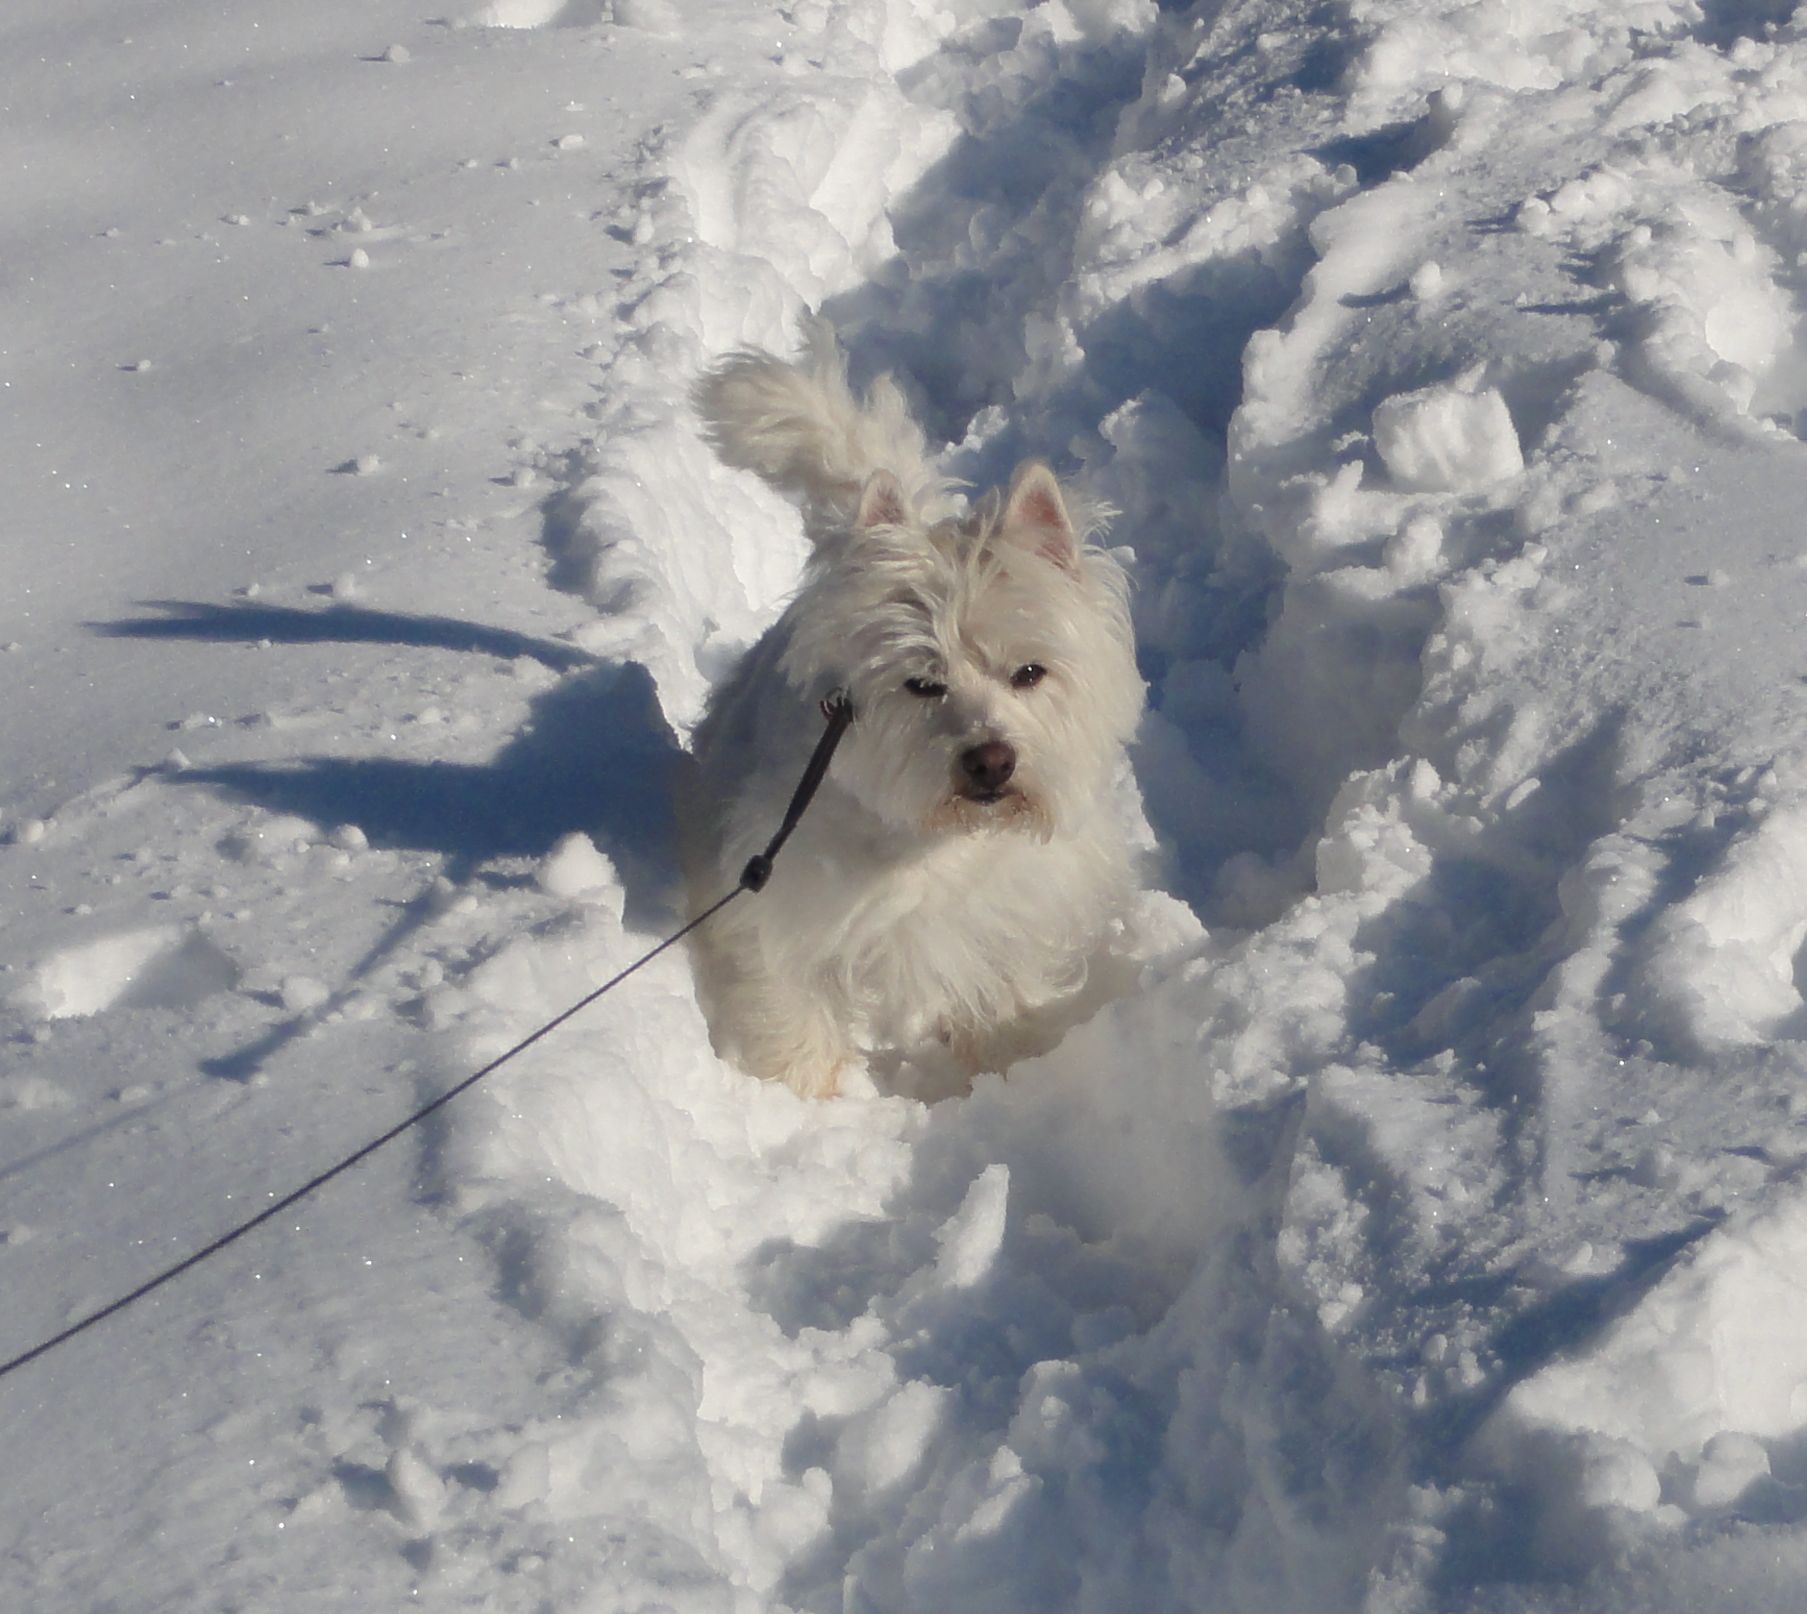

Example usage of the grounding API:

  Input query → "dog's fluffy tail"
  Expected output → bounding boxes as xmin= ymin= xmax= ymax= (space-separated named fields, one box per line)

xmin=693 ymin=322 xmax=951 ymax=540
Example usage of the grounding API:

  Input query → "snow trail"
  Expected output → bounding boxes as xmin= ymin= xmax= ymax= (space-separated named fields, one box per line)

xmin=455 ymin=1 xmax=1428 ymax=1606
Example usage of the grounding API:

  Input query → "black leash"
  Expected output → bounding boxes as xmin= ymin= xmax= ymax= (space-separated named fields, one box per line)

xmin=0 ymin=689 xmax=854 ymax=1387
xmin=741 ymin=690 xmax=854 ymax=891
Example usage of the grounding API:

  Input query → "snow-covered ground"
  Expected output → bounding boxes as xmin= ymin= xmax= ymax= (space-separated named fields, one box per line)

xmin=9 ymin=0 xmax=1807 ymax=1607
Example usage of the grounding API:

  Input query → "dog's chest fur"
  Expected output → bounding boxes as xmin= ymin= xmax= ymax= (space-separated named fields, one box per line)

xmin=762 ymin=789 xmax=1128 ymax=1042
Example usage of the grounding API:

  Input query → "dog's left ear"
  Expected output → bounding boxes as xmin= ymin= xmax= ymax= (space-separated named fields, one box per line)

xmin=1001 ymin=462 xmax=1077 ymax=571
xmin=856 ymin=469 xmax=909 ymax=530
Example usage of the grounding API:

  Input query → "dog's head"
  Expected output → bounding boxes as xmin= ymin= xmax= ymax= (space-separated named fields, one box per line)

xmin=781 ymin=461 xmax=1142 ymax=839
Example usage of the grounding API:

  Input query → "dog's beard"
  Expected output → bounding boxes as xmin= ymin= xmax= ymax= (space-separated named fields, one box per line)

xmin=923 ymin=787 xmax=1053 ymax=838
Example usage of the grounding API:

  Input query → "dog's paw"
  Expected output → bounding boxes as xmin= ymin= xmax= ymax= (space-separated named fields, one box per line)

xmin=779 ymin=1057 xmax=846 ymax=1101
xmin=942 ymin=1018 xmax=1005 ymax=1078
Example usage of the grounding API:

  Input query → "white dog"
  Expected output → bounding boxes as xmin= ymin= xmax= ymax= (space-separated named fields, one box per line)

xmin=681 ymin=326 xmax=1143 ymax=1098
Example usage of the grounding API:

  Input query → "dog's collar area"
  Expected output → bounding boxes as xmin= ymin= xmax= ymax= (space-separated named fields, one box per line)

xmin=819 ymin=688 xmax=854 ymax=724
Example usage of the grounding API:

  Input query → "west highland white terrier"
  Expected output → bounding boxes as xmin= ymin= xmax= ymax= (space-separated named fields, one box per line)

xmin=682 ymin=326 xmax=1143 ymax=1098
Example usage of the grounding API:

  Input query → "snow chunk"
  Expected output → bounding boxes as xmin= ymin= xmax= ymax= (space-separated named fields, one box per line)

xmin=1683 ymin=1431 xmax=1770 ymax=1512
xmin=1384 ymin=513 xmax=1445 ymax=581
xmin=1373 ymin=383 xmax=1523 ymax=492
xmin=834 ymin=1380 xmax=950 ymax=1501
xmin=932 ymin=1164 xmax=1009 ymax=1288
xmin=535 ymin=832 xmax=620 ymax=906
xmin=384 ymin=1447 xmax=444 ymax=1527
xmin=492 ymin=1442 xmax=552 ymax=1508
xmin=221 ymin=814 xmax=318 ymax=862
xmin=6 ymin=926 xmax=239 ymax=1020
xmin=0 ymin=1075 xmax=71 ymax=1112
xmin=612 ymin=0 xmax=681 ymax=36
xmin=1637 ymin=802 xmax=1807 ymax=1053
xmin=466 ymin=0 xmax=566 ymax=23
xmin=280 ymin=975 xmax=330 ymax=1013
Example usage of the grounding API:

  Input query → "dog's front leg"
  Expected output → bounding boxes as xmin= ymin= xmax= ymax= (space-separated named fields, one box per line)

xmin=715 ymin=961 xmax=852 ymax=1099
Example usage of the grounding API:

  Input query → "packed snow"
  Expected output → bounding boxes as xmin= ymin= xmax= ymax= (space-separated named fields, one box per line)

xmin=8 ymin=0 xmax=1807 ymax=1609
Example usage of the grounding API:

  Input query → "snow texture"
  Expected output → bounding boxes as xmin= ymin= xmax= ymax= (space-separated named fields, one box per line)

xmin=8 ymin=0 xmax=1807 ymax=1609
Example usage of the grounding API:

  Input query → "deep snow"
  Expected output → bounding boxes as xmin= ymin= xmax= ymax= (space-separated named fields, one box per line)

xmin=8 ymin=0 xmax=1807 ymax=1610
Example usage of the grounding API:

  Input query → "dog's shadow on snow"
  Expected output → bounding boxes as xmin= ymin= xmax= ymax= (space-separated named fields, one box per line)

xmin=92 ymin=596 xmax=597 ymax=672
xmin=93 ymin=598 xmax=680 ymax=906
xmin=91 ymin=599 xmax=685 ymax=1080
xmin=177 ymin=658 xmax=677 ymax=897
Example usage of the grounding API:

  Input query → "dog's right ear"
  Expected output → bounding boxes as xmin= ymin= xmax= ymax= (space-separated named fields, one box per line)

xmin=856 ymin=470 xmax=909 ymax=530
xmin=1001 ymin=461 xmax=1078 ymax=571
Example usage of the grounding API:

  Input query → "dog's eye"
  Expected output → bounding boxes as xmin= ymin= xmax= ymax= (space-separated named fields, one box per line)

xmin=1010 ymin=663 xmax=1048 ymax=690
xmin=904 ymin=676 xmax=948 ymax=699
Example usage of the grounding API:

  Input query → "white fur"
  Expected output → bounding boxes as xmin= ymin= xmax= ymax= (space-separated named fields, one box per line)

xmin=682 ymin=328 xmax=1143 ymax=1098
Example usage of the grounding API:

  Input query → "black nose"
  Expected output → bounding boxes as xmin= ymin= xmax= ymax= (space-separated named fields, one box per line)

xmin=959 ymin=740 xmax=1016 ymax=795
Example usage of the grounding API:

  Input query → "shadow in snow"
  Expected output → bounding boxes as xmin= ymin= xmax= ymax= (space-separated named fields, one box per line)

xmin=96 ymin=598 xmax=685 ymax=1076
xmin=89 ymin=598 xmax=595 ymax=673
xmin=180 ymin=660 xmax=681 ymax=904
xmin=199 ymin=884 xmax=448 ymax=1081
xmin=1695 ymin=0 xmax=1797 ymax=49
xmin=825 ymin=19 xmax=1150 ymax=450
xmin=1311 ymin=113 xmax=1441 ymax=189
xmin=1414 ymin=1216 xmax=1721 ymax=1463
xmin=1421 ymin=1219 xmax=1722 ymax=1594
